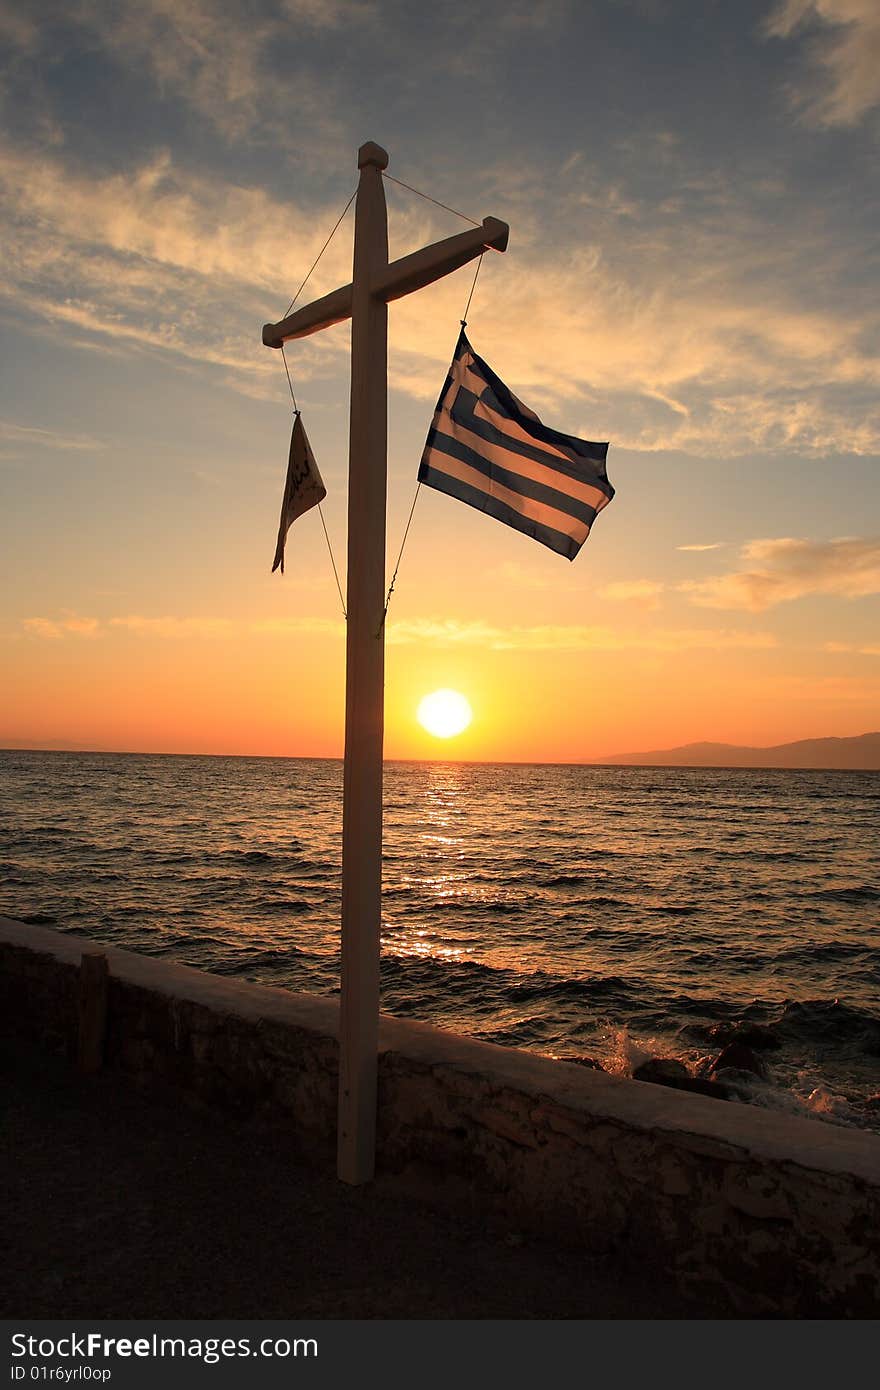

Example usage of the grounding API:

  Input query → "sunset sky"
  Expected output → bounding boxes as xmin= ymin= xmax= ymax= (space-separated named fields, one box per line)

xmin=1 ymin=0 xmax=878 ymax=762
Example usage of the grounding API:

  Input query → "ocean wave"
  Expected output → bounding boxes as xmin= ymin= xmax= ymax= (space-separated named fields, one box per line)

xmin=4 ymin=751 xmax=878 ymax=1129
xmin=803 ymin=884 xmax=879 ymax=903
xmin=772 ymin=941 xmax=872 ymax=964
xmin=683 ymin=997 xmax=880 ymax=1055
xmin=257 ymin=898 xmax=314 ymax=915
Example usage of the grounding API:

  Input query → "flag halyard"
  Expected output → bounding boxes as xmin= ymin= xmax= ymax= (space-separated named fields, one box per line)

xmin=418 ymin=329 xmax=612 ymax=560
xmin=272 ymin=413 xmax=327 ymax=574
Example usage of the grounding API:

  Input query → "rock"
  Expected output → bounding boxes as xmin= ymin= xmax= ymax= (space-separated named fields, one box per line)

xmin=633 ymin=1057 xmax=689 ymax=1085
xmin=708 ymin=1022 xmax=781 ymax=1051
xmin=632 ymin=1057 xmax=731 ymax=1101
xmin=676 ymin=1076 xmax=732 ymax=1100
xmin=711 ymin=1067 xmax=768 ymax=1099
xmin=708 ymin=1042 xmax=769 ymax=1080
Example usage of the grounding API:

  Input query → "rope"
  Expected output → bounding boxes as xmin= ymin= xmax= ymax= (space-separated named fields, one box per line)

xmin=461 ymin=251 xmax=484 ymax=326
xmin=377 ymin=484 xmax=421 ymax=635
xmin=318 ymin=503 xmax=347 ymax=621
xmin=282 ymin=187 xmax=356 ymax=318
xmin=275 ymin=192 xmax=356 ymax=621
xmin=382 ymin=172 xmax=480 ymax=227
xmin=376 ymin=176 xmax=489 ymax=629
xmin=280 ymin=346 xmax=298 ymax=413
xmin=274 ymin=173 xmax=488 ymax=630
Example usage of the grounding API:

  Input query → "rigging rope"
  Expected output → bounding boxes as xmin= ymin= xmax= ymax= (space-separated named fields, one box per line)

xmin=282 ymin=188 xmax=357 ymax=318
xmin=276 ymin=172 xmax=490 ymax=631
xmin=378 ymin=482 xmax=421 ymax=635
xmin=460 ymin=251 xmax=484 ymax=327
xmin=381 ymin=172 xmax=480 ymax=227
xmin=280 ymin=345 xmax=298 ymax=413
xmin=275 ymin=189 xmax=356 ymax=623
xmin=376 ymin=174 xmax=489 ymax=630
xmin=318 ymin=500 xmax=347 ymax=621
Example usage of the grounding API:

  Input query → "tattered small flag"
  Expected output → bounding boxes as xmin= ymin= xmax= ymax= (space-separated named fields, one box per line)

xmin=272 ymin=413 xmax=327 ymax=574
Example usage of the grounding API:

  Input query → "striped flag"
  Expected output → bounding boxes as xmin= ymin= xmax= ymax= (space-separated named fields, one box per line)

xmin=272 ymin=412 xmax=327 ymax=574
xmin=419 ymin=330 xmax=613 ymax=560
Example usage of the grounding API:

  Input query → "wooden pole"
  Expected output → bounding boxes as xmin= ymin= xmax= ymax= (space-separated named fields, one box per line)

xmin=337 ymin=142 xmax=390 ymax=1185
xmin=261 ymin=144 xmax=507 ymax=1185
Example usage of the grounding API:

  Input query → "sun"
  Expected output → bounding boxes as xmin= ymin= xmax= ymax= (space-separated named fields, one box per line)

xmin=417 ymin=689 xmax=473 ymax=739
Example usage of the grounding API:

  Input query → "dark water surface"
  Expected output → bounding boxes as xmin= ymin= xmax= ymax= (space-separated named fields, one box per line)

xmin=1 ymin=750 xmax=878 ymax=1127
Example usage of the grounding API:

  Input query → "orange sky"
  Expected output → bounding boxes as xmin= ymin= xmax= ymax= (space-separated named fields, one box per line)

xmin=2 ymin=2 xmax=879 ymax=762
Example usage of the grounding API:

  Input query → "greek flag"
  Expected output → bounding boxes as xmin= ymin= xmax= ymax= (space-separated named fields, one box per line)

xmin=419 ymin=330 xmax=613 ymax=560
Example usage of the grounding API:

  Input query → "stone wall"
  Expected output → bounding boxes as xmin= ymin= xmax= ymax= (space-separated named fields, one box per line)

xmin=2 ymin=915 xmax=878 ymax=1315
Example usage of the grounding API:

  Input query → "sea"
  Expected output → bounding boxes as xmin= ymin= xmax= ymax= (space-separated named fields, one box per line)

xmin=1 ymin=749 xmax=878 ymax=1130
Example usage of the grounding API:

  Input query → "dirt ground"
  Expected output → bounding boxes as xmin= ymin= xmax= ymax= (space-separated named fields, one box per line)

xmin=1 ymin=1036 xmax=724 ymax=1320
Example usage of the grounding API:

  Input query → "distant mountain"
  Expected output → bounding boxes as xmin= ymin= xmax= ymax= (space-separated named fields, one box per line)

xmin=598 ymin=732 xmax=880 ymax=770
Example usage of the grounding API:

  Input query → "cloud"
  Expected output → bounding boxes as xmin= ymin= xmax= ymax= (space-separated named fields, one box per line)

xmin=17 ymin=609 xmax=777 ymax=654
xmin=823 ymin=640 xmax=880 ymax=655
xmin=485 ymin=561 xmax=553 ymax=589
xmin=21 ymin=613 xmax=344 ymax=640
xmin=108 ymin=616 xmax=237 ymax=639
xmin=759 ymin=672 xmax=880 ymax=703
xmin=250 ymin=616 xmax=343 ymax=636
xmin=0 ymin=1 xmax=38 ymax=50
xmin=676 ymin=542 xmax=725 ymax=552
xmin=0 ymin=145 xmax=352 ymax=292
xmin=765 ymin=1 xmax=880 ymax=126
xmin=72 ymin=0 xmax=356 ymax=145
xmin=385 ymin=150 xmax=880 ymax=455
xmin=22 ymin=615 xmax=100 ymax=638
xmin=282 ymin=0 xmax=376 ymax=25
xmin=0 ymin=143 xmax=371 ymax=393
xmin=680 ymin=536 xmax=880 ymax=610
xmin=0 ymin=419 xmax=105 ymax=459
xmin=2 ymin=110 xmax=879 ymax=455
xmin=384 ymin=617 xmax=776 ymax=652
xmin=597 ymin=580 xmax=665 ymax=610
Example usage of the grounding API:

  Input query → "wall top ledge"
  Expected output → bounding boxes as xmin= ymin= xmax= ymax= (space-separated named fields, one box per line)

xmin=3 ymin=914 xmax=878 ymax=1186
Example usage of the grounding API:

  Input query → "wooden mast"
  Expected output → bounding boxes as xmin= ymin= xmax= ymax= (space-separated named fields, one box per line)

xmin=262 ymin=144 xmax=508 ymax=1185
xmin=337 ymin=141 xmax=389 ymax=1185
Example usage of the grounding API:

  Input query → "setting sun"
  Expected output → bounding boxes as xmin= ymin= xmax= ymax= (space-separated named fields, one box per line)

xmin=416 ymin=689 xmax=473 ymax=739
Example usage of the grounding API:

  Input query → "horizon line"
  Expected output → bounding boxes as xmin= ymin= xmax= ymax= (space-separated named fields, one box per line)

xmin=2 ymin=735 xmax=878 ymax=774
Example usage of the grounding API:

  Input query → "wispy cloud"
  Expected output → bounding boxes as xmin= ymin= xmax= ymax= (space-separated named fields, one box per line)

xmin=384 ymin=617 xmax=776 ymax=652
xmin=1 ymin=15 xmax=878 ymax=456
xmin=72 ymin=0 xmax=362 ymax=146
xmin=0 ymin=144 xmax=363 ymax=393
xmin=19 ymin=609 xmax=775 ymax=654
xmin=680 ymin=536 xmax=880 ymax=611
xmin=22 ymin=615 xmax=100 ymax=638
xmin=0 ymin=419 xmax=105 ymax=458
xmin=597 ymin=580 xmax=665 ymax=610
xmin=108 ymin=616 xmax=237 ymax=639
xmin=676 ymin=542 xmax=726 ymax=552
xmin=282 ymin=0 xmax=376 ymax=25
xmin=385 ymin=161 xmax=880 ymax=454
xmin=21 ymin=613 xmax=344 ymax=640
xmin=485 ymin=561 xmax=553 ymax=590
xmin=765 ymin=0 xmax=880 ymax=126
xmin=0 ymin=1 xmax=38 ymax=50
xmin=823 ymin=640 xmax=880 ymax=656
xmin=758 ymin=672 xmax=880 ymax=704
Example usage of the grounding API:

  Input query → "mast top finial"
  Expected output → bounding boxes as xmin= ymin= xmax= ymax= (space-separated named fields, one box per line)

xmin=358 ymin=142 xmax=389 ymax=170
